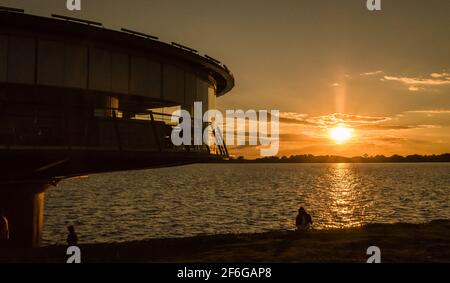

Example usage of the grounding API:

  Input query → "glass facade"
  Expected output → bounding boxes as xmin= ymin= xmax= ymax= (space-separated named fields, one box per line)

xmin=0 ymin=21 xmax=229 ymax=157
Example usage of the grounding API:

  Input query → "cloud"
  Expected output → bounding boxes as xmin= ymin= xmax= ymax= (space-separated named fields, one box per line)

xmin=359 ymin=71 xmax=450 ymax=91
xmin=374 ymin=136 xmax=432 ymax=145
xmin=383 ymin=75 xmax=450 ymax=86
xmin=431 ymin=72 xmax=450 ymax=78
xmin=277 ymin=112 xmax=393 ymax=128
xmin=279 ymin=111 xmax=447 ymax=132
xmin=417 ymin=124 xmax=443 ymax=129
xmin=382 ymin=72 xmax=450 ymax=91
xmin=229 ymin=110 xmax=448 ymax=145
xmin=356 ymin=124 xmax=414 ymax=130
xmin=309 ymin=113 xmax=391 ymax=127
xmin=405 ymin=110 xmax=450 ymax=114
xmin=279 ymin=112 xmax=309 ymax=120
xmin=356 ymin=124 xmax=442 ymax=131
xmin=361 ymin=70 xmax=384 ymax=76
xmin=277 ymin=112 xmax=314 ymax=125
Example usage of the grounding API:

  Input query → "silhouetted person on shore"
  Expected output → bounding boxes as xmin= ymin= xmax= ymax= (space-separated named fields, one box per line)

xmin=0 ymin=209 xmax=9 ymax=245
xmin=67 ymin=225 xmax=78 ymax=246
xmin=296 ymin=207 xmax=313 ymax=230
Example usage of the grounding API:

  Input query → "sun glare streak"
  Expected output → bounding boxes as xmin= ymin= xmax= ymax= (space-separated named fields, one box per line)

xmin=330 ymin=126 xmax=353 ymax=144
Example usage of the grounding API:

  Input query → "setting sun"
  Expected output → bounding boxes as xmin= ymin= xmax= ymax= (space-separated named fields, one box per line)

xmin=330 ymin=126 xmax=353 ymax=144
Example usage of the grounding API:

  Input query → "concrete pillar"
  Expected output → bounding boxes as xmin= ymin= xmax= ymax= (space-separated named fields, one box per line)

xmin=0 ymin=182 xmax=50 ymax=248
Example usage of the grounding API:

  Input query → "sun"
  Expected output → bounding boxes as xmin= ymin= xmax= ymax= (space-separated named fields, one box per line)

xmin=329 ymin=126 xmax=353 ymax=144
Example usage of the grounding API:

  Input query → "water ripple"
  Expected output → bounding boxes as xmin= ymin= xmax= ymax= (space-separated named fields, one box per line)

xmin=43 ymin=163 xmax=450 ymax=244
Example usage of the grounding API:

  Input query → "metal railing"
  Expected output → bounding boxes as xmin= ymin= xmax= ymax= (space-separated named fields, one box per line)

xmin=121 ymin=28 xmax=159 ymax=40
xmin=51 ymin=14 xmax=103 ymax=27
xmin=0 ymin=6 xmax=24 ymax=13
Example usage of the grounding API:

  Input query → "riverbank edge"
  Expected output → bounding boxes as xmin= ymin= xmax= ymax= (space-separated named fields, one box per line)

xmin=2 ymin=220 xmax=449 ymax=263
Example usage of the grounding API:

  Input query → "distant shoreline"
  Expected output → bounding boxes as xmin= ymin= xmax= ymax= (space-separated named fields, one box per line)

xmin=213 ymin=153 xmax=450 ymax=163
xmin=211 ymin=161 xmax=450 ymax=164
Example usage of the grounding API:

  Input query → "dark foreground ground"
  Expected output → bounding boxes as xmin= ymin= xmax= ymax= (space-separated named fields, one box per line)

xmin=2 ymin=220 xmax=450 ymax=263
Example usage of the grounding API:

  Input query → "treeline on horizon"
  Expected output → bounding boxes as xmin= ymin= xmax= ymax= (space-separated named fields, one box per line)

xmin=223 ymin=153 xmax=450 ymax=163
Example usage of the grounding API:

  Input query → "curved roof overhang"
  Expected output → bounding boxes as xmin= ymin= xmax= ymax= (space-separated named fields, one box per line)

xmin=0 ymin=10 xmax=234 ymax=97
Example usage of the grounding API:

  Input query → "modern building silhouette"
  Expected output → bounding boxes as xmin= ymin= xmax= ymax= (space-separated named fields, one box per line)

xmin=0 ymin=7 xmax=234 ymax=247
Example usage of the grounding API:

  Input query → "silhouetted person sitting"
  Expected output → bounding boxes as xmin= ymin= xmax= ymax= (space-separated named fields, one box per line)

xmin=67 ymin=225 xmax=78 ymax=246
xmin=0 ymin=209 xmax=9 ymax=246
xmin=296 ymin=207 xmax=313 ymax=230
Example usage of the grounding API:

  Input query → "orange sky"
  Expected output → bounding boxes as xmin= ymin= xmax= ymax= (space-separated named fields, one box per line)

xmin=227 ymin=110 xmax=450 ymax=158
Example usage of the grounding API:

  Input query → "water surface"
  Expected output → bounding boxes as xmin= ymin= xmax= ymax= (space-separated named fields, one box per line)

xmin=43 ymin=163 xmax=450 ymax=244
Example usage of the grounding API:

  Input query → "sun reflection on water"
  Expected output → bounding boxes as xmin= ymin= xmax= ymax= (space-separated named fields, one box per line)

xmin=322 ymin=163 xmax=366 ymax=228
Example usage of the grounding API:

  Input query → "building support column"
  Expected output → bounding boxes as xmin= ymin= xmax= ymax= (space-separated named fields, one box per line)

xmin=0 ymin=182 xmax=50 ymax=248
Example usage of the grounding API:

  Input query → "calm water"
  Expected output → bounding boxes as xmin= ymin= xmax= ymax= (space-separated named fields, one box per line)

xmin=43 ymin=163 xmax=450 ymax=245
